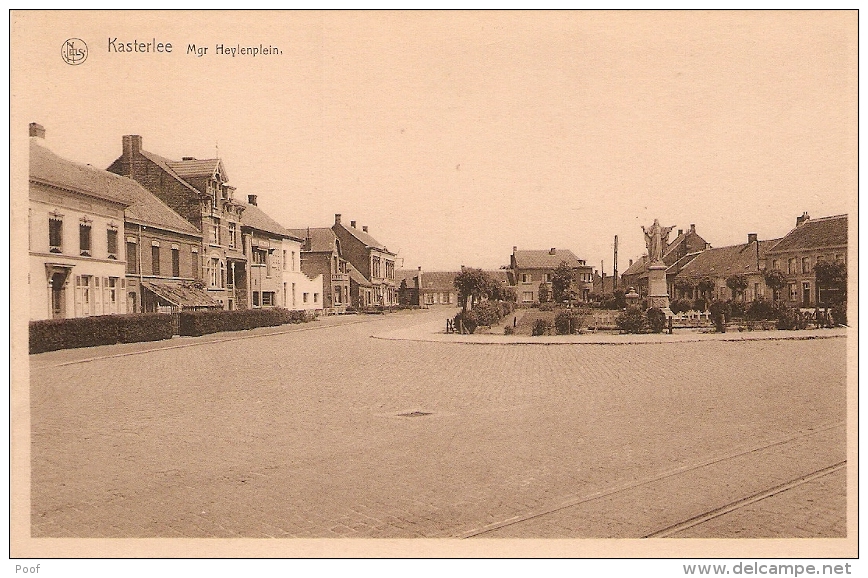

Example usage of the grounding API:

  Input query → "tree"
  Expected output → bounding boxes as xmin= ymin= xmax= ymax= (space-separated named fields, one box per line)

xmin=815 ymin=261 xmax=846 ymax=306
xmin=696 ymin=277 xmax=715 ymax=300
xmin=674 ymin=278 xmax=696 ymax=299
xmin=550 ymin=261 xmax=575 ymax=303
xmin=726 ymin=274 xmax=749 ymax=301
xmin=538 ymin=282 xmax=550 ymax=303
xmin=453 ymin=268 xmax=491 ymax=311
xmin=763 ymin=269 xmax=787 ymax=303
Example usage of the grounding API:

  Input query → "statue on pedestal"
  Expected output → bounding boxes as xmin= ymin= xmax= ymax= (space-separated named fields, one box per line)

xmin=642 ymin=219 xmax=676 ymax=264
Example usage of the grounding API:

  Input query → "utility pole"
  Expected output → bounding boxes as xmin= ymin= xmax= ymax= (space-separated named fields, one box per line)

xmin=613 ymin=235 xmax=619 ymax=290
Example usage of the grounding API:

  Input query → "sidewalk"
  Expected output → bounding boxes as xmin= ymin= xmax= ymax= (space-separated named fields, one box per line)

xmin=373 ymin=317 xmax=848 ymax=345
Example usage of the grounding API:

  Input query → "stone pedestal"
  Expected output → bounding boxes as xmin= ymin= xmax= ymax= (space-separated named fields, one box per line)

xmin=647 ymin=263 xmax=670 ymax=311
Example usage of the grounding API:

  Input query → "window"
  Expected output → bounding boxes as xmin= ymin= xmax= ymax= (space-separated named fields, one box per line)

xmin=172 ymin=248 xmax=180 ymax=277
xmin=314 ymin=293 xmax=319 ymax=303
xmin=772 ymin=259 xmax=779 ymax=271
xmin=262 ymin=292 xmax=274 ymax=306
xmin=228 ymin=222 xmax=237 ymax=249
xmin=211 ymin=217 xmax=220 ymax=245
xmin=522 ymin=274 xmax=532 ymax=284
xmin=787 ymin=258 xmax=796 ymax=274
xmin=126 ymin=241 xmax=137 ymax=274
xmin=252 ymin=248 xmax=267 ymax=265
xmin=191 ymin=247 xmax=199 ymax=279
xmin=801 ymin=257 xmax=811 ymax=274
xmin=425 ymin=293 xmax=435 ymax=305
xmin=252 ymin=291 xmax=260 ymax=307
xmin=266 ymin=250 xmax=272 ymax=278
xmin=209 ymin=258 xmax=222 ymax=287
xmin=543 ymin=273 xmax=552 ymax=283
xmin=372 ymin=256 xmax=381 ymax=278
xmin=49 ymin=216 xmax=63 ymax=253
xmin=79 ymin=221 xmax=92 ymax=256
xmin=291 ymin=251 xmax=296 ymax=271
xmin=106 ymin=228 xmax=118 ymax=259
xmin=283 ymin=250 xmax=288 ymax=271
xmin=151 ymin=244 xmax=161 ymax=275
xmin=836 ymin=254 xmax=845 ymax=263
xmin=789 ymin=283 xmax=798 ymax=301
xmin=104 ymin=277 xmax=118 ymax=314
xmin=75 ymin=275 xmax=93 ymax=317
xmin=303 ymin=292 xmax=309 ymax=303
xmin=522 ymin=291 xmax=533 ymax=302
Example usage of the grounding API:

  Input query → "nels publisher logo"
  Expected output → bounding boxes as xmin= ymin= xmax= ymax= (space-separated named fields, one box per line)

xmin=61 ymin=38 xmax=88 ymax=65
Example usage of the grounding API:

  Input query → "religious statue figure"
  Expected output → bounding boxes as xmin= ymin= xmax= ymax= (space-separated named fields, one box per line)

xmin=642 ymin=219 xmax=676 ymax=263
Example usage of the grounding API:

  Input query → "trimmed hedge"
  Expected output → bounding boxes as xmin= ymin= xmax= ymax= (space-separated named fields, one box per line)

xmin=178 ymin=307 xmax=312 ymax=337
xmin=29 ymin=313 xmax=174 ymax=354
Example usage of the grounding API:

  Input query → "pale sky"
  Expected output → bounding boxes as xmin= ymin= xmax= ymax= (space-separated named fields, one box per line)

xmin=12 ymin=11 xmax=857 ymax=273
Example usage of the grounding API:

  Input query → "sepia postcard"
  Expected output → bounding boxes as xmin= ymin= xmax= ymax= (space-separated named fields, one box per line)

xmin=9 ymin=10 xmax=858 ymax=563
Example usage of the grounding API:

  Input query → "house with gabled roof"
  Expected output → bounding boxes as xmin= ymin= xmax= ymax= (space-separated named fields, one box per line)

xmin=764 ymin=213 xmax=848 ymax=307
xmin=331 ymin=214 xmax=398 ymax=307
xmin=243 ymin=196 xmax=323 ymax=312
xmin=108 ymin=135 xmax=248 ymax=310
xmin=287 ymin=226 xmax=351 ymax=313
xmin=674 ymin=233 xmax=781 ymax=303
xmin=29 ymin=124 xmax=132 ymax=320
xmin=509 ymin=246 xmax=593 ymax=304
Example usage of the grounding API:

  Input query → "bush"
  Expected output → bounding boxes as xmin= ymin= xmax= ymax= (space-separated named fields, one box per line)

xmin=647 ymin=307 xmax=666 ymax=333
xmin=539 ymin=301 xmax=555 ymax=312
xmin=117 ymin=313 xmax=174 ymax=343
xmin=728 ymin=300 xmax=746 ymax=319
xmin=616 ymin=306 xmax=647 ymax=334
xmin=532 ymin=318 xmax=552 ymax=336
xmin=554 ymin=310 xmax=584 ymax=335
xmin=831 ymin=303 xmax=847 ymax=326
xmin=746 ymin=300 xmax=776 ymax=321
xmin=708 ymin=300 xmax=732 ymax=323
xmin=473 ymin=300 xmax=505 ymax=327
xmin=29 ymin=313 xmax=174 ymax=354
xmin=693 ymin=297 xmax=707 ymax=312
xmin=669 ymin=298 xmax=693 ymax=314
xmin=179 ymin=307 xmax=309 ymax=337
xmin=504 ymin=326 xmax=515 ymax=335
xmin=453 ymin=310 xmax=478 ymax=334
xmin=774 ymin=303 xmax=807 ymax=330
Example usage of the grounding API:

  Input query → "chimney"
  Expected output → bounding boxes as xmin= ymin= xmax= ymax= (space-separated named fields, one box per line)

xmin=416 ymin=266 xmax=423 ymax=292
xmin=796 ymin=212 xmax=810 ymax=227
xmin=362 ymin=225 xmax=368 ymax=233
xmin=334 ymin=214 xmax=342 ymax=226
xmin=29 ymin=122 xmax=45 ymax=139
xmin=248 ymin=194 xmax=257 ymax=206
xmin=549 ymin=247 xmax=556 ymax=255
xmin=122 ymin=135 xmax=142 ymax=158
xmin=629 ymin=259 xmax=633 ymax=267
xmin=350 ymin=220 xmax=356 ymax=228
xmin=677 ymin=229 xmax=683 ymax=236
xmin=747 ymin=233 xmax=758 ymax=244
xmin=690 ymin=224 xmax=695 ymax=233
xmin=513 ymin=246 xmax=517 ymax=253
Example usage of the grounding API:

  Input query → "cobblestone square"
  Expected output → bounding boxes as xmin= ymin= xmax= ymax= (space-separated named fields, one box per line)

xmin=29 ymin=310 xmax=848 ymax=540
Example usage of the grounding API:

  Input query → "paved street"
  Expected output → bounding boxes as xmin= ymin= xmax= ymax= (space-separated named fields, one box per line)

xmin=30 ymin=309 xmax=847 ymax=539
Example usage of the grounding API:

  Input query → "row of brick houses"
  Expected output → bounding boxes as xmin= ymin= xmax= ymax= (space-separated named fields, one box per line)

xmin=619 ymin=214 xmax=848 ymax=308
xmin=29 ymin=124 xmax=342 ymax=320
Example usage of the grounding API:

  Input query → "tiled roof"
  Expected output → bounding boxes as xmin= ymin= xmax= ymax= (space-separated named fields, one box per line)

xmin=677 ymin=239 xmax=780 ymax=279
xmin=31 ymin=141 xmax=132 ymax=206
xmin=621 ymin=255 xmax=648 ymax=277
xmin=336 ymin=223 xmax=395 ymax=254
xmin=137 ymin=150 xmax=207 ymax=197
xmin=123 ymin=185 xmax=200 ymax=236
xmin=165 ymin=158 xmax=224 ymax=180
xmin=241 ymin=203 xmax=301 ymax=240
xmin=287 ymin=227 xmax=338 ymax=253
xmin=767 ymin=215 xmax=848 ymax=253
xmin=513 ymin=249 xmax=584 ymax=269
xmin=346 ymin=262 xmax=372 ymax=287
xmin=141 ymin=280 xmax=222 ymax=309
xmin=397 ymin=270 xmax=509 ymax=291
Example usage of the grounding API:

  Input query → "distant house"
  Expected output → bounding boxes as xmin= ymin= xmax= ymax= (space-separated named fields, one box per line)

xmin=398 ymin=269 xmax=509 ymax=307
xmin=592 ymin=272 xmax=618 ymax=297
xmin=509 ymin=247 xmax=593 ymax=303
xmin=621 ymin=224 xmax=708 ymax=296
xmin=331 ymin=215 xmax=398 ymax=307
xmin=764 ymin=213 xmax=848 ymax=307
xmin=29 ymin=125 xmax=131 ymax=320
xmin=674 ymin=234 xmax=781 ymax=303
xmin=243 ymin=196 xmax=323 ymax=312
xmin=287 ymin=227 xmax=351 ymax=314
